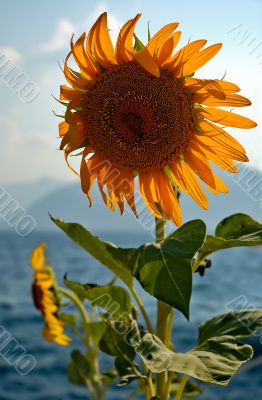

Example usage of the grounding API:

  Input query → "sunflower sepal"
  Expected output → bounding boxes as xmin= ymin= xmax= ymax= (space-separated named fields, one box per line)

xmin=133 ymin=33 xmax=146 ymax=52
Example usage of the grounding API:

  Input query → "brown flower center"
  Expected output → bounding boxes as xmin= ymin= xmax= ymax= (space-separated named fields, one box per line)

xmin=82 ymin=62 xmax=196 ymax=170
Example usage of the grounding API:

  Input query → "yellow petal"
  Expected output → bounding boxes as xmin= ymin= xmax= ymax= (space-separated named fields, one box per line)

xmin=115 ymin=14 xmax=141 ymax=63
xmin=70 ymin=33 xmax=97 ymax=79
xmin=170 ymin=159 xmax=208 ymax=209
xmin=97 ymin=12 xmax=116 ymax=64
xmin=157 ymin=31 xmax=182 ymax=66
xmin=185 ymin=146 xmax=228 ymax=193
xmin=190 ymin=138 xmax=239 ymax=173
xmin=194 ymin=93 xmax=251 ymax=107
xmin=199 ymin=107 xmax=257 ymax=128
xmin=147 ymin=22 xmax=179 ymax=56
xmin=30 ymin=244 xmax=46 ymax=271
xmin=198 ymin=120 xmax=247 ymax=157
xmin=60 ymin=85 xmax=83 ymax=101
xmin=133 ymin=47 xmax=160 ymax=77
xmin=185 ymin=78 xmax=240 ymax=94
xmin=152 ymin=169 xmax=182 ymax=225
xmin=64 ymin=52 xmax=90 ymax=90
xmin=181 ymin=43 xmax=222 ymax=76
xmin=138 ymin=172 xmax=164 ymax=219
xmin=167 ymin=39 xmax=207 ymax=73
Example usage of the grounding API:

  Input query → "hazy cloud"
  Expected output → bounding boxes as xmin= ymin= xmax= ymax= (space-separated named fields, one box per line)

xmin=40 ymin=19 xmax=75 ymax=52
xmin=0 ymin=46 xmax=23 ymax=62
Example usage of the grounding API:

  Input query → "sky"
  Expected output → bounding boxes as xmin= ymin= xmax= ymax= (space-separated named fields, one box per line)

xmin=0 ymin=0 xmax=261 ymax=184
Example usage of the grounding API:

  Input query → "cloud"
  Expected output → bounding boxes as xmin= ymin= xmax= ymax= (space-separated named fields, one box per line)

xmin=0 ymin=46 xmax=23 ymax=62
xmin=39 ymin=3 xmax=122 ymax=54
xmin=41 ymin=19 xmax=75 ymax=52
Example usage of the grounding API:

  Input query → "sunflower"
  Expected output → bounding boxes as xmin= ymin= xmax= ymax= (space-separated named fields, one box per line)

xmin=58 ymin=13 xmax=256 ymax=225
xmin=30 ymin=244 xmax=71 ymax=346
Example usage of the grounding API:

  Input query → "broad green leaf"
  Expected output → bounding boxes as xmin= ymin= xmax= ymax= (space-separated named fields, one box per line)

xmin=99 ymin=321 xmax=136 ymax=361
xmin=198 ymin=309 xmax=262 ymax=345
xmin=137 ymin=308 xmax=262 ymax=385
xmin=171 ymin=376 xmax=202 ymax=397
xmin=67 ymin=350 xmax=91 ymax=385
xmin=64 ymin=277 xmax=132 ymax=319
xmin=133 ymin=220 xmax=206 ymax=319
xmin=137 ymin=332 xmax=253 ymax=386
xmin=67 ymin=362 xmax=85 ymax=385
xmin=71 ymin=350 xmax=92 ymax=377
xmin=84 ymin=321 xmax=106 ymax=345
xmin=53 ymin=217 xmax=206 ymax=318
xmin=51 ymin=217 xmax=133 ymax=287
xmin=199 ymin=214 xmax=262 ymax=259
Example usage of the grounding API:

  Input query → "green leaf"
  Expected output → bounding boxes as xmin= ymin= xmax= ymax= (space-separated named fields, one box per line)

xmin=51 ymin=217 xmax=133 ymax=287
xmin=134 ymin=220 xmax=206 ymax=319
xmin=115 ymin=357 xmax=144 ymax=387
xmin=99 ymin=321 xmax=136 ymax=361
xmin=199 ymin=214 xmax=262 ymax=259
xmin=71 ymin=350 xmax=92 ymax=377
xmin=84 ymin=321 xmax=106 ymax=345
xmin=67 ymin=350 xmax=92 ymax=385
xmin=52 ymin=217 xmax=206 ymax=318
xmin=67 ymin=362 xmax=85 ymax=385
xmin=59 ymin=313 xmax=77 ymax=328
xmin=198 ymin=309 xmax=262 ymax=345
xmin=170 ymin=376 xmax=202 ymax=397
xmin=137 ymin=309 xmax=262 ymax=386
xmin=64 ymin=277 xmax=132 ymax=319
xmin=137 ymin=332 xmax=253 ymax=386
xmin=133 ymin=33 xmax=145 ymax=51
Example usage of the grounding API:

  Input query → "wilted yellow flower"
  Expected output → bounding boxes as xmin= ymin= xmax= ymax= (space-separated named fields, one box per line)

xmin=58 ymin=13 xmax=256 ymax=225
xmin=30 ymin=244 xmax=71 ymax=346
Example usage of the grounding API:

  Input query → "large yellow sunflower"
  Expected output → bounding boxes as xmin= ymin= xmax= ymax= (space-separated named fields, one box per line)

xmin=30 ymin=244 xmax=71 ymax=346
xmin=58 ymin=13 xmax=256 ymax=225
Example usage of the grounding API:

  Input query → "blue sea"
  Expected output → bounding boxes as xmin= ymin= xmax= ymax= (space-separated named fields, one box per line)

xmin=0 ymin=230 xmax=261 ymax=399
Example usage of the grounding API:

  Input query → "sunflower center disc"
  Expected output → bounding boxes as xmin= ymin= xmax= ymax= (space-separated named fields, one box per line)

xmin=82 ymin=62 xmax=196 ymax=170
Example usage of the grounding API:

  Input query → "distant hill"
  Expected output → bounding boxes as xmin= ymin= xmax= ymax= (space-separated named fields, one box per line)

xmin=1 ymin=166 xmax=262 ymax=235
xmin=0 ymin=177 xmax=65 ymax=209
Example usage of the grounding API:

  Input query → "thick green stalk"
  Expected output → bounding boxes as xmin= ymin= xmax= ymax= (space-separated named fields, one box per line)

xmin=155 ymin=217 xmax=174 ymax=399
xmin=175 ymin=375 xmax=188 ymax=400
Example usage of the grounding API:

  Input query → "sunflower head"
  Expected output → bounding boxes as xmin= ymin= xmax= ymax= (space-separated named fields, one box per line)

xmin=30 ymin=244 xmax=71 ymax=346
xmin=58 ymin=12 xmax=257 ymax=226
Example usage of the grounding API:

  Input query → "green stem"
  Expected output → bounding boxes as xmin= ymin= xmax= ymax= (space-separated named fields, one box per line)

xmin=59 ymin=288 xmax=104 ymax=399
xmin=147 ymin=373 xmax=155 ymax=398
xmin=59 ymin=287 xmax=90 ymax=324
xmin=155 ymin=217 xmax=173 ymax=400
xmin=131 ymin=287 xmax=154 ymax=333
xmin=175 ymin=374 xmax=188 ymax=400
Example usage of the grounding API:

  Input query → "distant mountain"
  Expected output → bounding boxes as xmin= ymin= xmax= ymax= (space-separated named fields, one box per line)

xmin=28 ymin=166 xmax=262 ymax=234
xmin=1 ymin=167 xmax=262 ymax=235
xmin=0 ymin=177 xmax=65 ymax=209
